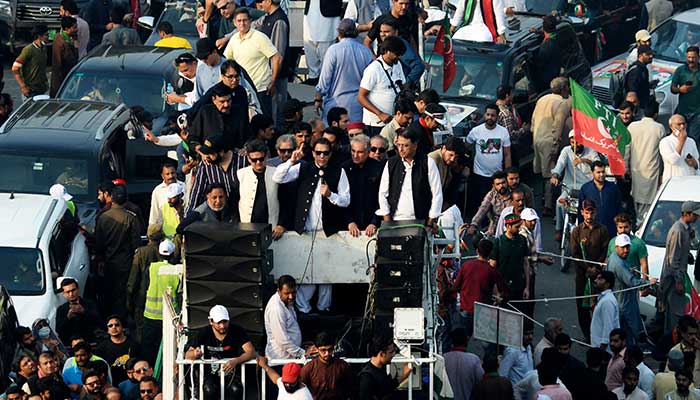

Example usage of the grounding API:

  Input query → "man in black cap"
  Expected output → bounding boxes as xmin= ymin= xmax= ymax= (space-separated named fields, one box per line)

xmin=187 ymin=135 xmax=241 ymax=216
xmin=625 ymin=44 xmax=655 ymax=110
xmin=195 ymin=38 xmax=226 ymax=98
xmin=405 ymin=103 xmax=447 ymax=156
xmin=188 ymin=78 xmax=250 ymax=153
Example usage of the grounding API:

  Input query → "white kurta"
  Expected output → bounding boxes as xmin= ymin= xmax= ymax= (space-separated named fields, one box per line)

xmin=659 ymin=134 xmax=700 ymax=182
xmin=626 ymin=117 xmax=664 ymax=204
xmin=450 ymin=0 xmax=506 ymax=43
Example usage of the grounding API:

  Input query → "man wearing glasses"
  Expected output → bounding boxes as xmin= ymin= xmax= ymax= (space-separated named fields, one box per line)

xmin=95 ymin=315 xmax=141 ymax=385
xmin=369 ymin=135 xmax=389 ymax=162
xmin=237 ymin=139 xmax=285 ymax=239
xmin=273 ymin=137 xmax=350 ymax=314
xmin=82 ymin=371 xmax=104 ymax=399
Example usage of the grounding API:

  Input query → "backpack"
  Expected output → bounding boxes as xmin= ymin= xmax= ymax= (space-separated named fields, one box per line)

xmin=609 ymin=63 xmax=638 ymax=108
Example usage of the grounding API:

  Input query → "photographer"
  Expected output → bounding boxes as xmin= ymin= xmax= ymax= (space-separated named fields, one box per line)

xmin=357 ymin=36 xmax=407 ymax=137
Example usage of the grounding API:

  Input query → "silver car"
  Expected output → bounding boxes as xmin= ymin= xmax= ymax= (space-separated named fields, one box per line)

xmin=590 ymin=8 xmax=700 ymax=123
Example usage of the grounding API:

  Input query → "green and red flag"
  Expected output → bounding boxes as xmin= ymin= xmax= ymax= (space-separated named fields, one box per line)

xmin=685 ymin=273 xmax=700 ymax=319
xmin=434 ymin=14 xmax=456 ymax=92
xmin=570 ymin=78 xmax=631 ymax=175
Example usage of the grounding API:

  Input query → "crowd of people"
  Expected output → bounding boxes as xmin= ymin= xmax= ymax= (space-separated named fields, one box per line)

xmin=5 ymin=0 xmax=700 ymax=399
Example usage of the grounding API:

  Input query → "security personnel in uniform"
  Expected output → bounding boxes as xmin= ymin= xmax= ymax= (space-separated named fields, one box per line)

xmin=127 ymin=224 xmax=163 ymax=343
xmin=95 ymin=184 xmax=142 ymax=319
xmin=142 ymin=239 xmax=182 ymax=365
xmin=272 ymin=137 xmax=351 ymax=314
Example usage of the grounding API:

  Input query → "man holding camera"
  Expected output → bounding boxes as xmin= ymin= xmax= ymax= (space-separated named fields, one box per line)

xmin=671 ymin=46 xmax=700 ymax=143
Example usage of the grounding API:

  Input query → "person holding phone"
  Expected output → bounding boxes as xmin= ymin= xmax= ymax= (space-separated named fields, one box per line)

xmin=671 ymin=46 xmax=700 ymax=142
xmin=659 ymin=114 xmax=700 ymax=182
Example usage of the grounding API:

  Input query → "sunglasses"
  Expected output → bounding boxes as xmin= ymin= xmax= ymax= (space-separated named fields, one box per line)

xmin=278 ymin=148 xmax=294 ymax=154
xmin=222 ymin=73 xmax=240 ymax=80
xmin=249 ymin=157 xmax=265 ymax=163
xmin=370 ymin=146 xmax=387 ymax=153
xmin=85 ymin=381 xmax=101 ymax=387
xmin=140 ymin=389 xmax=153 ymax=394
xmin=107 ymin=323 xmax=121 ymax=328
xmin=314 ymin=150 xmax=331 ymax=156
xmin=135 ymin=367 xmax=151 ymax=373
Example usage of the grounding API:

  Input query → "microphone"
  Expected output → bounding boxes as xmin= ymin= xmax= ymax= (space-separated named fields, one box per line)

xmin=318 ymin=169 xmax=325 ymax=185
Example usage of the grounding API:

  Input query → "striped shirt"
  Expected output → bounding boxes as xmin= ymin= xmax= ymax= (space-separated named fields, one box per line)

xmin=187 ymin=153 xmax=248 ymax=213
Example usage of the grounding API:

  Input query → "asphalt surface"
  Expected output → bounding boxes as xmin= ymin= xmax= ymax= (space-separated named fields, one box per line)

xmin=0 ymin=65 xmax=644 ymax=369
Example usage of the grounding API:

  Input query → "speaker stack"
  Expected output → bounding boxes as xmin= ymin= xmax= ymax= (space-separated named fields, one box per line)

xmin=184 ymin=222 xmax=274 ymax=349
xmin=373 ymin=220 xmax=428 ymax=332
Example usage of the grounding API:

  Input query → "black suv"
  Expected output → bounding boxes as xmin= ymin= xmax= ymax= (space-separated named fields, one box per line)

xmin=0 ymin=99 xmax=173 ymax=229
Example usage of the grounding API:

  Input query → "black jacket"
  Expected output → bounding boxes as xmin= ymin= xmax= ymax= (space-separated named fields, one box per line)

xmin=342 ymin=158 xmax=382 ymax=229
xmin=625 ymin=60 xmax=650 ymax=108
xmin=56 ymin=297 xmax=100 ymax=344
xmin=304 ymin=0 xmax=342 ymax=17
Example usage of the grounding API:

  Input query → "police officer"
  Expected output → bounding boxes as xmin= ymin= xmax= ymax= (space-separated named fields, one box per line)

xmin=127 ymin=224 xmax=163 ymax=342
xmin=95 ymin=184 xmax=143 ymax=319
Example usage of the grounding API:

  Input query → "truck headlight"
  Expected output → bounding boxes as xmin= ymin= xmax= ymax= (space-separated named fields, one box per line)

xmin=0 ymin=0 xmax=11 ymax=16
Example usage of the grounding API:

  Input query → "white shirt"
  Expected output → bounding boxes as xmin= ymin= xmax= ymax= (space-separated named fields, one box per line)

xmin=612 ymin=387 xmax=649 ymax=400
xmin=148 ymin=180 xmax=185 ymax=226
xmin=303 ymin=0 xmax=340 ymax=42
xmin=513 ymin=370 xmax=567 ymax=400
xmin=360 ymin=57 xmax=406 ymax=127
xmin=636 ymin=362 xmax=655 ymax=400
xmin=276 ymin=378 xmax=314 ymax=399
xmin=175 ymin=73 xmax=198 ymax=111
xmin=376 ymin=157 xmax=443 ymax=220
xmin=466 ymin=122 xmax=511 ymax=178
xmin=344 ymin=0 xmax=384 ymax=23
xmin=495 ymin=206 xmax=542 ymax=250
xmin=659 ymin=134 xmax=700 ymax=182
xmin=504 ymin=0 xmax=527 ymax=12
xmin=551 ymin=146 xmax=600 ymax=190
xmin=450 ymin=0 xmax=506 ymax=42
xmin=425 ymin=7 xmax=447 ymax=24
xmin=264 ymin=292 xmax=304 ymax=360
xmin=196 ymin=57 xmax=225 ymax=98
xmin=591 ymin=289 xmax=620 ymax=350
xmin=272 ymin=160 xmax=351 ymax=232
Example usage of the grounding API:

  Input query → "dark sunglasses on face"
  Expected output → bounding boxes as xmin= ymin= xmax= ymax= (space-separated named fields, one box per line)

xmin=140 ymin=389 xmax=153 ymax=394
xmin=249 ymin=157 xmax=265 ymax=163
xmin=314 ymin=150 xmax=331 ymax=156
xmin=135 ymin=367 xmax=151 ymax=373
xmin=222 ymin=73 xmax=240 ymax=80
xmin=370 ymin=146 xmax=386 ymax=153
xmin=278 ymin=148 xmax=294 ymax=154
xmin=107 ymin=323 xmax=120 ymax=328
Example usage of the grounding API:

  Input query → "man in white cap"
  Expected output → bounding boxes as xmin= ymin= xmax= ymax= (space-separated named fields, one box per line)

xmin=149 ymin=162 xmax=183 ymax=227
xmin=49 ymin=183 xmax=77 ymax=217
xmin=550 ymin=129 xmax=599 ymax=242
xmin=162 ymin=182 xmax=185 ymax=240
xmin=142 ymin=239 xmax=182 ymax=365
xmin=606 ymin=234 xmax=653 ymax=346
xmin=185 ymin=304 xmax=256 ymax=399
xmin=517 ymin=207 xmax=553 ymax=321
xmin=627 ymin=30 xmax=652 ymax=69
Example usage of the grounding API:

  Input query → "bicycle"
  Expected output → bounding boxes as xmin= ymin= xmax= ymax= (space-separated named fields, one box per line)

xmin=559 ymin=184 xmax=579 ymax=272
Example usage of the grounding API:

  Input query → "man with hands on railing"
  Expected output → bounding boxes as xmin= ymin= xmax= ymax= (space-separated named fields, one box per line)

xmin=257 ymin=357 xmax=313 ymax=399
xmin=185 ymin=305 xmax=256 ymax=400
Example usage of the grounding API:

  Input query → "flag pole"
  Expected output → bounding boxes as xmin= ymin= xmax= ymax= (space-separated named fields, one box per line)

xmin=418 ymin=0 xmax=425 ymax=90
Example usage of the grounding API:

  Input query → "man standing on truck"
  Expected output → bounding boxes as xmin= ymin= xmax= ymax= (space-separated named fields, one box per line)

xmin=12 ymin=25 xmax=49 ymax=101
xmin=51 ymin=16 xmax=79 ymax=98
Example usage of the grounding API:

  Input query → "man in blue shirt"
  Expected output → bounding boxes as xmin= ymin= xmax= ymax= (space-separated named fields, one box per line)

xmin=578 ymin=160 xmax=622 ymax=237
xmin=314 ymin=19 xmax=374 ymax=123
xmin=498 ymin=328 xmax=534 ymax=386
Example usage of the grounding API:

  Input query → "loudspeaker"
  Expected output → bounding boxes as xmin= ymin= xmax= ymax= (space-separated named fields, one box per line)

xmin=186 ymin=280 xmax=265 ymax=308
xmin=186 ymin=251 xmax=273 ymax=283
xmin=374 ymin=257 xmax=423 ymax=287
xmin=187 ymin=305 xmax=264 ymax=334
xmin=376 ymin=220 xmax=426 ymax=261
xmin=373 ymin=285 xmax=422 ymax=314
xmin=184 ymin=222 xmax=272 ymax=256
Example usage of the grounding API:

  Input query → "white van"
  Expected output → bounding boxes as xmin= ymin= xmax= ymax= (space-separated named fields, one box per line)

xmin=0 ymin=193 xmax=90 ymax=328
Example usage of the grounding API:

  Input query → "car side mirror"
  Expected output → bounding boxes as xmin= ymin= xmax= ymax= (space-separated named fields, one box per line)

xmin=138 ymin=16 xmax=155 ymax=30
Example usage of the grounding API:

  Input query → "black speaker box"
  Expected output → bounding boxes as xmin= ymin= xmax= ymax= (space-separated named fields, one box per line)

xmin=184 ymin=222 xmax=272 ymax=256
xmin=374 ymin=257 xmax=423 ymax=287
xmin=376 ymin=220 xmax=426 ymax=261
xmin=187 ymin=280 xmax=265 ymax=308
xmin=373 ymin=285 xmax=422 ymax=314
xmin=186 ymin=250 xmax=273 ymax=283
xmin=187 ymin=305 xmax=264 ymax=334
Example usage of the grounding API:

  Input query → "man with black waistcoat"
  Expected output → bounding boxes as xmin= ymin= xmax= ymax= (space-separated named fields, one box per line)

xmin=343 ymin=134 xmax=382 ymax=237
xmin=377 ymin=128 xmax=443 ymax=231
xmin=237 ymin=139 xmax=285 ymax=240
xmin=273 ymin=137 xmax=351 ymax=314
xmin=254 ymin=0 xmax=290 ymax=125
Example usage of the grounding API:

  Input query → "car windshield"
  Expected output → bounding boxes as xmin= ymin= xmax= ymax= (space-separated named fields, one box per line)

xmin=427 ymin=53 xmax=503 ymax=101
xmin=642 ymin=200 xmax=700 ymax=248
xmin=0 ymin=154 xmax=92 ymax=201
xmin=524 ymin=0 xmax=559 ymax=15
xmin=651 ymin=18 xmax=700 ymax=63
xmin=59 ymin=72 xmax=170 ymax=116
xmin=0 ymin=248 xmax=44 ymax=295
xmin=161 ymin=2 xmax=198 ymax=37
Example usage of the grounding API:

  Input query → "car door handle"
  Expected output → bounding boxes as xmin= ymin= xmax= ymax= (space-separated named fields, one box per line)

xmin=79 ymin=264 xmax=86 ymax=271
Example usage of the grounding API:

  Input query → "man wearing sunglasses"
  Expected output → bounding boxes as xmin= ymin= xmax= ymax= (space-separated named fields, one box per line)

xmin=273 ymin=137 xmax=350 ymax=314
xmin=95 ymin=315 xmax=141 ymax=385
xmin=369 ymin=135 xmax=389 ymax=162
xmin=138 ymin=376 xmax=161 ymax=400
xmin=82 ymin=370 xmax=105 ymax=399
xmin=236 ymin=139 xmax=285 ymax=239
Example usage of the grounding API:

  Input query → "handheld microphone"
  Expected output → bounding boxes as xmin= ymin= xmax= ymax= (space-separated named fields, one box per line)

xmin=319 ymin=169 xmax=325 ymax=185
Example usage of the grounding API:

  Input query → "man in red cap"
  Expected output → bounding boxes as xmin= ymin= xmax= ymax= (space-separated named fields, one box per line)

xmin=258 ymin=357 xmax=313 ymax=399
xmin=489 ymin=213 xmax=530 ymax=307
